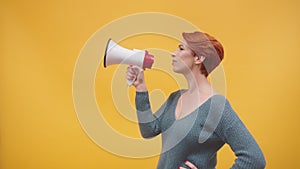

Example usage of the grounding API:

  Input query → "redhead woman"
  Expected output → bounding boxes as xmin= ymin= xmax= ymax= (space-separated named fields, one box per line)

xmin=126 ymin=31 xmax=266 ymax=169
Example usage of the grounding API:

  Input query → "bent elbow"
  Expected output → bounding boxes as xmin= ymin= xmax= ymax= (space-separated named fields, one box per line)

xmin=139 ymin=123 xmax=160 ymax=139
xmin=253 ymin=149 xmax=266 ymax=169
xmin=249 ymin=151 xmax=266 ymax=169
xmin=256 ymin=156 xmax=266 ymax=169
xmin=141 ymin=132 xmax=156 ymax=139
xmin=235 ymin=150 xmax=266 ymax=168
xmin=141 ymin=130 xmax=158 ymax=139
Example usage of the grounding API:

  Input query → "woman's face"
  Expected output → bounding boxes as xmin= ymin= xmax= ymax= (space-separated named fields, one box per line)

xmin=171 ymin=40 xmax=196 ymax=74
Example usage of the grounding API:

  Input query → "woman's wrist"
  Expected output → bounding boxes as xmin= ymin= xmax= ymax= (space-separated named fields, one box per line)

xmin=135 ymin=83 xmax=147 ymax=92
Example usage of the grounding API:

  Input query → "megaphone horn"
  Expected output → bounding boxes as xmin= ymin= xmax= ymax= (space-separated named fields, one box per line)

xmin=104 ymin=39 xmax=154 ymax=69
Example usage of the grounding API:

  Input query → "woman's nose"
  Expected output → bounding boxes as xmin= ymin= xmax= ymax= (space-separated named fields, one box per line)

xmin=171 ymin=51 xmax=177 ymax=57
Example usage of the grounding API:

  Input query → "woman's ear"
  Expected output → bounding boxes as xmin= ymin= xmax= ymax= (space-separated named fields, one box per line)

xmin=194 ymin=56 xmax=206 ymax=64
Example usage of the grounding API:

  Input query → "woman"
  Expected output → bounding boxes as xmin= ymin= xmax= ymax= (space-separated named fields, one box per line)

xmin=126 ymin=31 xmax=266 ymax=169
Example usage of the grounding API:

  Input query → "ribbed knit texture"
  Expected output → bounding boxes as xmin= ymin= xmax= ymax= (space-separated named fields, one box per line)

xmin=135 ymin=90 xmax=266 ymax=169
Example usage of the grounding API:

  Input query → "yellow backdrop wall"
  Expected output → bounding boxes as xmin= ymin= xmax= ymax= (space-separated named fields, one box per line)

xmin=1 ymin=0 xmax=300 ymax=168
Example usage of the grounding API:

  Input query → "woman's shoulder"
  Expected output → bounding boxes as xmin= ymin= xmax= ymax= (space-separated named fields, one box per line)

xmin=168 ymin=89 xmax=186 ymax=98
xmin=210 ymin=94 xmax=232 ymax=107
xmin=161 ymin=89 xmax=187 ymax=105
xmin=210 ymin=95 xmax=241 ymax=125
xmin=207 ymin=94 xmax=237 ymax=119
xmin=174 ymin=89 xmax=187 ymax=94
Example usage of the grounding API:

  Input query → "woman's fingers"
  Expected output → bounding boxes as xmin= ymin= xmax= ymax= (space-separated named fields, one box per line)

xmin=126 ymin=65 xmax=146 ymax=89
xmin=178 ymin=161 xmax=198 ymax=169
xmin=126 ymin=66 xmax=137 ymax=80
xmin=126 ymin=73 xmax=135 ymax=81
xmin=184 ymin=161 xmax=198 ymax=169
xmin=127 ymin=65 xmax=136 ymax=74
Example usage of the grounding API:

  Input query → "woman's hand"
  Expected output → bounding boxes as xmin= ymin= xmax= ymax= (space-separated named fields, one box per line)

xmin=179 ymin=161 xmax=198 ymax=169
xmin=126 ymin=65 xmax=147 ymax=92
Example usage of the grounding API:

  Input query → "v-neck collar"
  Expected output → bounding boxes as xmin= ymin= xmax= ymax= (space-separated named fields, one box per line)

xmin=173 ymin=89 xmax=217 ymax=121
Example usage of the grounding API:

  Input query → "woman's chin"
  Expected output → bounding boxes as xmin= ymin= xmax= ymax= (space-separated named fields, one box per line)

xmin=172 ymin=67 xmax=180 ymax=73
xmin=172 ymin=67 xmax=188 ymax=74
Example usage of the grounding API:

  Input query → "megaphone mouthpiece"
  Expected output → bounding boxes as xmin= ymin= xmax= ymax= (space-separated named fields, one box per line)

xmin=143 ymin=51 xmax=154 ymax=69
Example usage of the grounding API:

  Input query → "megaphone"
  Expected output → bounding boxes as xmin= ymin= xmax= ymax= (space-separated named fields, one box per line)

xmin=104 ymin=39 xmax=154 ymax=85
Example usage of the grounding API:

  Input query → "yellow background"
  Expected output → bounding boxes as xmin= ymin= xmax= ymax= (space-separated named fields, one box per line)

xmin=1 ymin=0 xmax=300 ymax=168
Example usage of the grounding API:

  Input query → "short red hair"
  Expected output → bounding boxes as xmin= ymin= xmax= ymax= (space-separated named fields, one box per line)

xmin=182 ymin=31 xmax=224 ymax=76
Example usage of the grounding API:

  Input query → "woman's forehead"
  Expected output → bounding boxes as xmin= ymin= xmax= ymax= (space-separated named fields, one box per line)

xmin=180 ymin=39 xmax=193 ymax=50
xmin=180 ymin=39 xmax=189 ymax=47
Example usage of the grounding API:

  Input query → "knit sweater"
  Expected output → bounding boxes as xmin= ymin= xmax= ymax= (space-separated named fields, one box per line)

xmin=135 ymin=90 xmax=266 ymax=169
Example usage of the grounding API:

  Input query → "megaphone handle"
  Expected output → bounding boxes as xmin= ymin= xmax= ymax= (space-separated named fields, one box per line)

xmin=127 ymin=77 xmax=136 ymax=86
xmin=127 ymin=66 xmax=143 ymax=86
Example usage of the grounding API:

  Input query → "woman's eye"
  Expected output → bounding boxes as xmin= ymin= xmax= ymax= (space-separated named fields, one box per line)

xmin=179 ymin=47 xmax=184 ymax=50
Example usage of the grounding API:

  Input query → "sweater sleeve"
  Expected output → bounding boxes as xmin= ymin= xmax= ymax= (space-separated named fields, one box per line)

xmin=216 ymin=103 xmax=266 ymax=169
xmin=135 ymin=91 xmax=168 ymax=139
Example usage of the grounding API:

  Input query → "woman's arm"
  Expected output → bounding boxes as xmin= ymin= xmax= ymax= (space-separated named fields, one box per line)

xmin=217 ymin=103 xmax=266 ymax=169
xmin=127 ymin=66 xmax=166 ymax=138
xmin=135 ymin=91 xmax=168 ymax=138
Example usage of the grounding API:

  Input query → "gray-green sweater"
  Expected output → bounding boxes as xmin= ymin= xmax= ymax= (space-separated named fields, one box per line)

xmin=135 ymin=90 xmax=266 ymax=169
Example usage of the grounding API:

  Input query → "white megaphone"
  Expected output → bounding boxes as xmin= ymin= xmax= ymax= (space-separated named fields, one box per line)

xmin=104 ymin=39 xmax=154 ymax=85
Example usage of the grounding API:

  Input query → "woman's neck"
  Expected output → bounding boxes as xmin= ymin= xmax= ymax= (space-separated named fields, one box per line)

xmin=184 ymin=70 xmax=215 ymax=97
